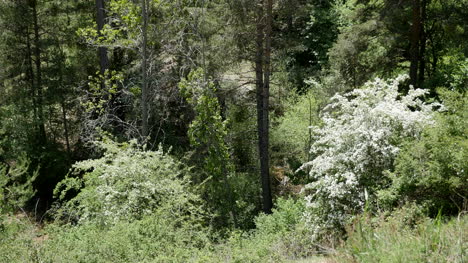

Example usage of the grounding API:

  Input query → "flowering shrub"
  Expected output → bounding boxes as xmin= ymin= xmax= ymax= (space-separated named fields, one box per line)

xmin=300 ymin=75 xmax=438 ymax=236
xmin=54 ymin=138 xmax=203 ymax=225
xmin=378 ymin=90 xmax=467 ymax=216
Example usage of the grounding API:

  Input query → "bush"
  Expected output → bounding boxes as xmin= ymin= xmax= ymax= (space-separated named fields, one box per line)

xmin=0 ymin=156 xmax=38 ymax=213
xmin=271 ymin=89 xmax=321 ymax=180
xmin=39 ymin=213 xmax=212 ymax=263
xmin=378 ymin=90 xmax=467 ymax=216
xmin=0 ymin=214 xmax=40 ymax=263
xmin=211 ymin=198 xmax=319 ymax=262
xmin=336 ymin=207 xmax=467 ymax=263
xmin=54 ymin=137 xmax=204 ymax=225
xmin=300 ymin=75 xmax=438 ymax=235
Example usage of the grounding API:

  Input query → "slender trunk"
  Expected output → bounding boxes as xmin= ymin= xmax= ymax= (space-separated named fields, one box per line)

xmin=307 ymin=95 xmax=313 ymax=163
xmin=31 ymin=0 xmax=46 ymax=143
xmin=95 ymin=0 xmax=109 ymax=76
xmin=261 ymin=0 xmax=273 ymax=214
xmin=26 ymin=31 xmax=38 ymax=130
xmin=61 ymin=102 xmax=71 ymax=159
xmin=255 ymin=0 xmax=264 ymax=179
xmin=431 ymin=46 xmax=437 ymax=76
xmin=410 ymin=0 xmax=421 ymax=88
xmin=418 ymin=0 xmax=426 ymax=87
xmin=141 ymin=0 xmax=149 ymax=138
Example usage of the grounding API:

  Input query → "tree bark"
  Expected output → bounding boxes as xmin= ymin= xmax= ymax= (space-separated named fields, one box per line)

xmin=255 ymin=0 xmax=273 ymax=214
xmin=261 ymin=0 xmax=273 ymax=214
xmin=418 ymin=0 xmax=426 ymax=87
xmin=141 ymin=0 xmax=149 ymax=138
xmin=61 ymin=101 xmax=71 ymax=159
xmin=409 ymin=0 xmax=421 ymax=88
xmin=95 ymin=0 xmax=109 ymax=79
xmin=31 ymin=0 xmax=46 ymax=144
xmin=255 ymin=0 xmax=264 ymax=180
xmin=95 ymin=0 xmax=109 ymax=76
xmin=26 ymin=30 xmax=38 ymax=133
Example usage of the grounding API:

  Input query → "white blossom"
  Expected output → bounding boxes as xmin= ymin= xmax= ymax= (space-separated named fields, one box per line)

xmin=300 ymin=75 xmax=438 ymax=234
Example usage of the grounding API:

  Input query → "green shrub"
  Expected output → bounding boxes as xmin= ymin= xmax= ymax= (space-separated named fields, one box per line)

xmin=54 ymin=137 xmax=204 ymax=225
xmin=337 ymin=207 xmax=467 ymax=263
xmin=229 ymin=172 xmax=262 ymax=230
xmin=379 ymin=90 xmax=467 ymax=216
xmin=301 ymin=75 xmax=438 ymax=235
xmin=211 ymin=198 xmax=319 ymax=262
xmin=179 ymin=68 xmax=238 ymax=228
xmin=0 ymin=214 xmax=41 ymax=263
xmin=271 ymin=89 xmax=321 ymax=181
xmin=0 ymin=156 xmax=38 ymax=213
xmin=39 ymin=212 xmax=212 ymax=263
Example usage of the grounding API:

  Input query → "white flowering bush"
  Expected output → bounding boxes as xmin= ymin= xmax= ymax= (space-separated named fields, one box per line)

xmin=54 ymin=138 xmax=203 ymax=225
xmin=300 ymin=75 xmax=438 ymax=236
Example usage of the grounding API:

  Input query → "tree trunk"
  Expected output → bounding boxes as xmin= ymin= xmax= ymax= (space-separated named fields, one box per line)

xmin=26 ymin=30 xmax=38 ymax=132
xmin=31 ymin=0 xmax=46 ymax=144
xmin=409 ymin=0 xmax=421 ymax=88
xmin=261 ymin=0 xmax=273 ymax=214
xmin=141 ymin=0 xmax=149 ymax=138
xmin=61 ymin=101 xmax=71 ymax=160
xmin=418 ymin=0 xmax=426 ymax=87
xmin=255 ymin=0 xmax=264 ymax=183
xmin=255 ymin=0 xmax=273 ymax=214
xmin=95 ymin=0 xmax=109 ymax=76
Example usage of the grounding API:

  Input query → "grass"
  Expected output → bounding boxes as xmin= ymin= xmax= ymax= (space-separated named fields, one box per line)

xmin=334 ymin=210 xmax=467 ymax=263
xmin=0 ymin=210 xmax=466 ymax=262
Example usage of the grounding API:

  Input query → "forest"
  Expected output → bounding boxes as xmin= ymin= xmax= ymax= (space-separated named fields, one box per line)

xmin=0 ymin=0 xmax=466 ymax=262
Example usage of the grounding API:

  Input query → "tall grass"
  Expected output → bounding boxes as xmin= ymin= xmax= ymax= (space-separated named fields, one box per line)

xmin=1 ymin=207 xmax=465 ymax=262
xmin=335 ymin=209 xmax=467 ymax=263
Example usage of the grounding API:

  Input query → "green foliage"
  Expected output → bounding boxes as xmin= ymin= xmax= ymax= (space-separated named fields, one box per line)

xmin=228 ymin=172 xmax=261 ymax=230
xmin=213 ymin=198 xmax=318 ymax=262
xmin=83 ymin=70 xmax=124 ymax=114
xmin=301 ymin=75 xmax=437 ymax=235
xmin=378 ymin=90 xmax=468 ymax=215
xmin=77 ymin=0 xmax=142 ymax=48
xmin=274 ymin=0 xmax=340 ymax=90
xmin=179 ymin=68 xmax=238 ymax=227
xmin=40 ymin=213 xmax=211 ymax=263
xmin=328 ymin=0 xmax=468 ymax=92
xmin=328 ymin=2 xmax=399 ymax=89
xmin=179 ymin=68 xmax=232 ymax=178
xmin=0 ymin=198 xmax=311 ymax=263
xmin=0 ymin=215 xmax=41 ymax=263
xmin=337 ymin=206 xmax=467 ymax=263
xmin=54 ymin=137 xmax=203 ymax=225
xmin=271 ymin=88 xmax=321 ymax=179
xmin=0 ymin=211 xmax=212 ymax=263
xmin=1 ymin=1 xmax=467 ymax=262
xmin=0 ymin=157 xmax=38 ymax=213
xmin=255 ymin=198 xmax=305 ymax=236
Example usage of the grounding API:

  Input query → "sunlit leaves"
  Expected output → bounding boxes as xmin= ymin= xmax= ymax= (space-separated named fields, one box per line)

xmin=301 ymin=75 xmax=439 ymax=235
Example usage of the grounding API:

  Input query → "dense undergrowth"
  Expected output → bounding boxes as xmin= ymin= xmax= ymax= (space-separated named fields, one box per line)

xmin=1 ymin=0 xmax=467 ymax=261
xmin=1 ymin=77 xmax=466 ymax=262
xmin=1 ymin=203 xmax=466 ymax=262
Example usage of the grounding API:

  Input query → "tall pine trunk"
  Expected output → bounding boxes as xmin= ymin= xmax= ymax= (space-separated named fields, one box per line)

xmin=141 ymin=0 xmax=149 ymax=138
xmin=410 ymin=0 xmax=421 ymax=88
xmin=95 ymin=0 xmax=109 ymax=76
xmin=255 ymin=0 xmax=272 ymax=214
xmin=31 ymin=0 xmax=46 ymax=144
xmin=261 ymin=0 xmax=273 ymax=214
xmin=418 ymin=0 xmax=427 ymax=87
